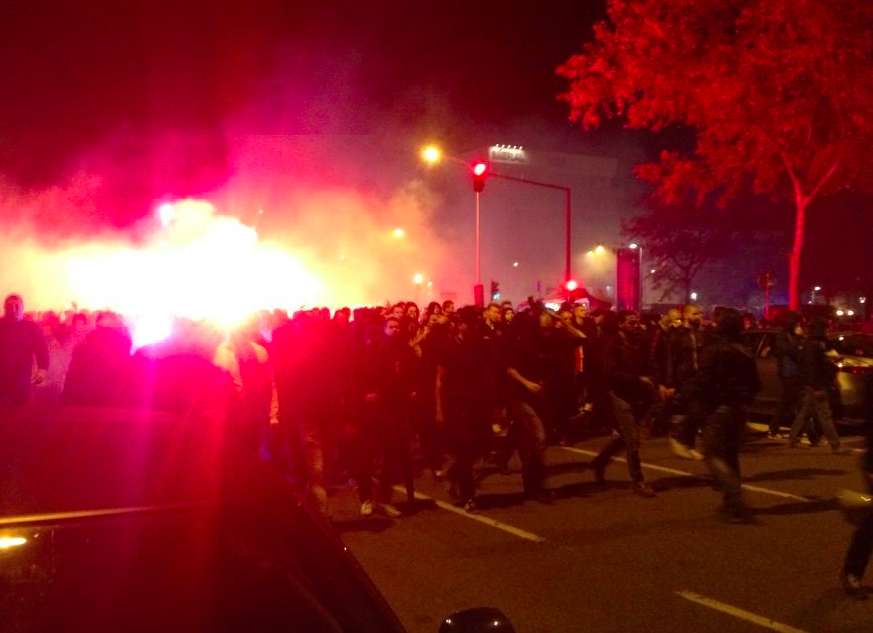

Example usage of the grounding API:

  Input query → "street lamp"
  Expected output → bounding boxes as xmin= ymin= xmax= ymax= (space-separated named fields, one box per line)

xmin=412 ymin=272 xmax=425 ymax=285
xmin=392 ymin=227 xmax=406 ymax=239
xmin=420 ymin=144 xmax=442 ymax=165
xmin=594 ymin=244 xmax=606 ymax=255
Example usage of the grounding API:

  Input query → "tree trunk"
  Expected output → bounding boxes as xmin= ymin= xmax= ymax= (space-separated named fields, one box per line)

xmin=788 ymin=194 xmax=808 ymax=310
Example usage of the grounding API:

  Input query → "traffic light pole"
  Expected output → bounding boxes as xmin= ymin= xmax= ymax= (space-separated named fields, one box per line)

xmin=473 ymin=191 xmax=484 ymax=306
xmin=488 ymin=171 xmax=574 ymax=283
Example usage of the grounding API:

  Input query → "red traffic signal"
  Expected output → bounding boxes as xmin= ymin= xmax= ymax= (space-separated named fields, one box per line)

xmin=565 ymin=279 xmax=578 ymax=292
xmin=472 ymin=161 xmax=489 ymax=192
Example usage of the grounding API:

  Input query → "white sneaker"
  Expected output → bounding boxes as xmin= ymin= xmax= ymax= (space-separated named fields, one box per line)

xmin=360 ymin=500 xmax=374 ymax=517
xmin=669 ymin=438 xmax=696 ymax=460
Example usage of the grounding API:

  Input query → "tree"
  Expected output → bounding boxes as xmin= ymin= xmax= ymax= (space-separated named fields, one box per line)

xmin=558 ymin=0 xmax=873 ymax=309
xmin=623 ymin=201 xmax=732 ymax=303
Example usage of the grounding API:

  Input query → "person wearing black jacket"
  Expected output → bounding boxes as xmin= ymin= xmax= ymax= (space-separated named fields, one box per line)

xmin=687 ymin=309 xmax=761 ymax=522
xmin=589 ymin=311 xmax=656 ymax=498
xmin=669 ymin=304 xmax=708 ymax=459
xmin=0 ymin=294 xmax=49 ymax=408
xmin=788 ymin=319 xmax=845 ymax=452
xmin=771 ymin=312 xmax=804 ymax=438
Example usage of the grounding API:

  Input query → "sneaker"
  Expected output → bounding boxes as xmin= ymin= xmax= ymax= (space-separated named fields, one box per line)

xmin=767 ymin=431 xmax=783 ymax=439
xmin=841 ymin=571 xmax=865 ymax=596
xmin=360 ymin=500 xmax=374 ymax=517
xmin=669 ymin=438 xmax=696 ymax=460
xmin=632 ymin=482 xmax=656 ymax=498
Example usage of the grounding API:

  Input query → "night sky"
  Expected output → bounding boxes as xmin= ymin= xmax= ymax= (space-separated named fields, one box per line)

xmin=0 ymin=1 xmax=606 ymax=209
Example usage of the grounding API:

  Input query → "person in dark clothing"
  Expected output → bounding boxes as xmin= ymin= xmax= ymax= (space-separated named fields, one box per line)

xmin=589 ymin=311 xmax=657 ymax=498
xmin=648 ymin=309 xmax=682 ymax=437
xmin=686 ymin=309 xmax=761 ymax=522
xmin=0 ymin=294 xmax=49 ymax=407
xmin=669 ymin=304 xmax=708 ymax=459
xmin=365 ymin=316 xmax=420 ymax=509
xmin=772 ymin=312 xmax=804 ymax=438
xmin=542 ymin=306 xmax=586 ymax=445
xmin=435 ymin=308 xmax=490 ymax=511
xmin=62 ymin=311 xmax=133 ymax=407
xmin=789 ymin=319 xmax=845 ymax=452
xmin=504 ymin=306 xmax=554 ymax=502
xmin=841 ymin=383 xmax=873 ymax=595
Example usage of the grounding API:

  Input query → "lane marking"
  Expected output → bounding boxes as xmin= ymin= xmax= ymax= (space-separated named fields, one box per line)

xmin=561 ymin=446 xmax=811 ymax=503
xmin=676 ymin=590 xmax=809 ymax=633
xmin=393 ymin=486 xmax=546 ymax=543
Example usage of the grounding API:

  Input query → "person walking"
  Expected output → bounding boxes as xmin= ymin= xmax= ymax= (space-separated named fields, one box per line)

xmin=771 ymin=312 xmax=804 ymax=438
xmin=669 ymin=304 xmax=708 ymax=460
xmin=589 ymin=311 xmax=657 ymax=498
xmin=789 ymin=319 xmax=846 ymax=453
xmin=687 ymin=309 xmax=761 ymax=522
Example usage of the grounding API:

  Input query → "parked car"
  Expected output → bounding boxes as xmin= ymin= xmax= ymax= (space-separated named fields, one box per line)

xmin=741 ymin=330 xmax=872 ymax=424
xmin=0 ymin=405 xmax=514 ymax=633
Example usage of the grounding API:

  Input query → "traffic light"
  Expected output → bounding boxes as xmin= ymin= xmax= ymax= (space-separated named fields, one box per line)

xmin=490 ymin=280 xmax=500 ymax=301
xmin=564 ymin=279 xmax=578 ymax=292
xmin=472 ymin=161 xmax=489 ymax=192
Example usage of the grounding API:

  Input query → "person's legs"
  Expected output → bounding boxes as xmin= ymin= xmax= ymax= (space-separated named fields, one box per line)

xmin=773 ymin=377 xmax=800 ymax=435
xmin=789 ymin=388 xmax=815 ymax=445
xmin=813 ymin=390 xmax=841 ymax=449
xmin=510 ymin=399 xmax=547 ymax=495
xmin=612 ymin=393 xmax=644 ymax=482
xmin=844 ymin=513 xmax=873 ymax=580
xmin=703 ymin=406 xmax=744 ymax=514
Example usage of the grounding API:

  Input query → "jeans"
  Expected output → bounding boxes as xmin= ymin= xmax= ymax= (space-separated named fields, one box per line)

xmin=790 ymin=387 xmax=840 ymax=448
xmin=774 ymin=376 xmax=802 ymax=434
xmin=592 ymin=393 xmax=644 ymax=482
xmin=671 ymin=398 xmax=706 ymax=449
xmin=508 ymin=399 xmax=547 ymax=494
xmin=702 ymin=405 xmax=745 ymax=510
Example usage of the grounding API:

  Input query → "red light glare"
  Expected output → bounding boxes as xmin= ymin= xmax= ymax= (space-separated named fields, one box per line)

xmin=565 ymin=280 xmax=578 ymax=291
xmin=472 ymin=162 xmax=488 ymax=176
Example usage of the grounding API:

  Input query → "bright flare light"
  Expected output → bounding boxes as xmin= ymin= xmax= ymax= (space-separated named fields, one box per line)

xmin=0 ymin=536 xmax=27 ymax=550
xmin=412 ymin=272 xmax=425 ymax=285
xmin=628 ymin=243 xmax=639 ymax=250
xmin=472 ymin=162 xmax=488 ymax=177
xmin=594 ymin=245 xmax=606 ymax=255
xmin=565 ymin=280 xmax=578 ymax=291
xmin=420 ymin=145 xmax=442 ymax=165
xmin=66 ymin=199 xmax=323 ymax=346
xmin=392 ymin=227 xmax=406 ymax=239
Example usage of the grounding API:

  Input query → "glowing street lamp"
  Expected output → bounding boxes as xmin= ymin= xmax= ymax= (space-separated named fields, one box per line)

xmin=392 ymin=227 xmax=406 ymax=239
xmin=594 ymin=244 xmax=606 ymax=255
xmin=412 ymin=272 xmax=425 ymax=285
xmin=420 ymin=144 xmax=442 ymax=165
xmin=628 ymin=242 xmax=639 ymax=250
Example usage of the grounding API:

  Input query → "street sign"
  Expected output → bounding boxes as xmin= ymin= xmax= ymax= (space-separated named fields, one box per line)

xmin=488 ymin=144 xmax=528 ymax=164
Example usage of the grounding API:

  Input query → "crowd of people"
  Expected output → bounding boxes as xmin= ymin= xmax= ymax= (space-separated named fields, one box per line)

xmin=1 ymin=291 xmax=872 ymax=595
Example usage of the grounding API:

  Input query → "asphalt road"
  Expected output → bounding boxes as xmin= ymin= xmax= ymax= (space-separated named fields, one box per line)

xmin=329 ymin=428 xmax=873 ymax=633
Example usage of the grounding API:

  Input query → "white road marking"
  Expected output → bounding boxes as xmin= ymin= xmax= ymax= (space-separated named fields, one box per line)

xmin=676 ymin=590 xmax=810 ymax=633
xmin=393 ymin=486 xmax=546 ymax=543
xmin=561 ymin=446 xmax=812 ymax=503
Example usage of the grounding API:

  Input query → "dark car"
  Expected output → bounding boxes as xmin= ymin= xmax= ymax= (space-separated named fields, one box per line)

xmin=741 ymin=330 xmax=873 ymax=424
xmin=0 ymin=405 xmax=513 ymax=633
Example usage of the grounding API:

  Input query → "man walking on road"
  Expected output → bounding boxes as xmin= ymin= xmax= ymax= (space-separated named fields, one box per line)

xmin=687 ymin=309 xmax=761 ymax=523
xmin=589 ymin=311 xmax=656 ymax=498
xmin=669 ymin=303 xmax=708 ymax=460
xmin=772 ymin=312 xmax=804 ymax=438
